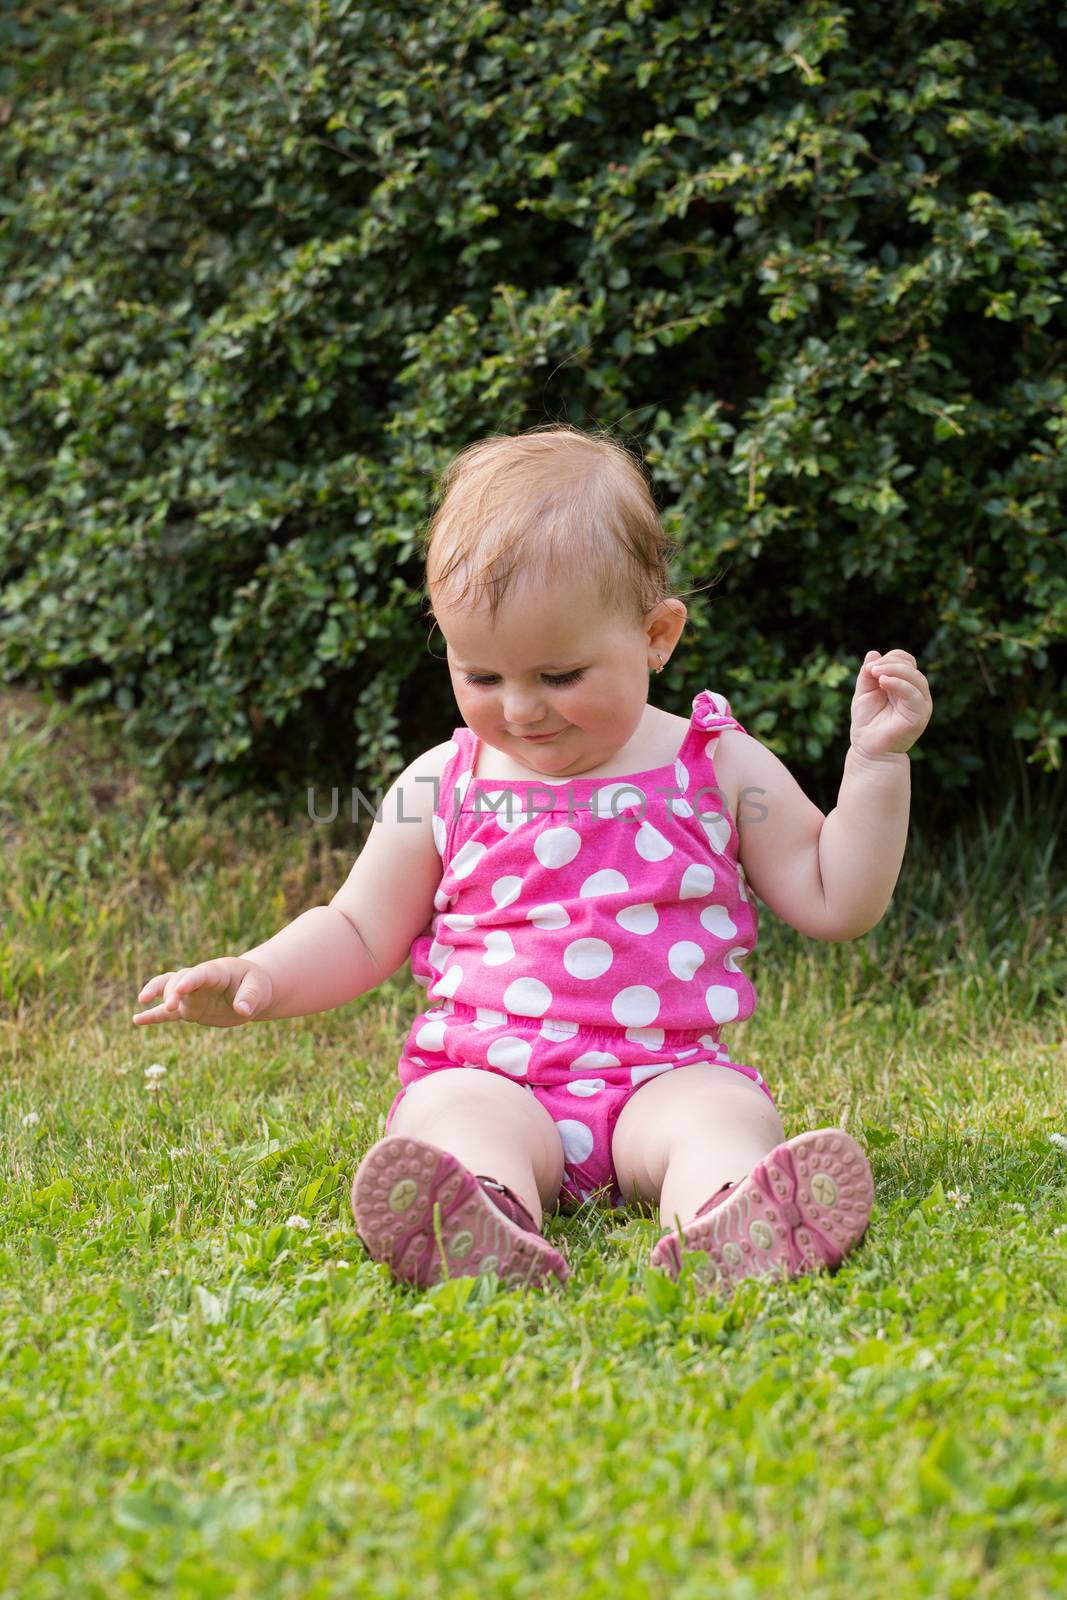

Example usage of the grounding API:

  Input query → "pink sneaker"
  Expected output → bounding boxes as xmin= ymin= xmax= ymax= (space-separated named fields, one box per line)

xmin=351 ymin=1136 xmax=569 ymax=1291
xmin=649 ymin=1128 xmax=874 ymax=1295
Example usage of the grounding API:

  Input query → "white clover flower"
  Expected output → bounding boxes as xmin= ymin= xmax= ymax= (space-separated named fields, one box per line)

xmin=21 ymin=1111 xmax=40 ymax=1128
xmin=167 ymin=1146 xmax=188 ymax=1159
xmin=144 ymin=1079 xmax=163 ymax=1094
xmin=144 ymin=1063 xmax=167 ymax=1080
xmin=1007 ymin=1202 xmax=1026 ymax=1213
xmin=333 ymin=1259 xmax=352 ymax=1270
xmin=285 ymin=1214 xmax=310 ymax=1230
xmin=1050 ymin=1133 xmax=1067 ymax=1152
xmin=945 ymin=1189 xmax=970 ymax=1210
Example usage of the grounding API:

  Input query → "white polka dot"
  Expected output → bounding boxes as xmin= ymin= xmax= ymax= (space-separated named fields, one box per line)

xmin=455 ymin=768 xmax=474 ymax=803
xmin=566 ymin=1078 xmax=606 ymax=1098
xmin=580 ymin=868 xmax=629 ymax=897
xmin=591 ymin=783 xmax=646 ymax=819
xmin=434 ymin=965 xmax=464 ymax=999
xmin=635 ymin=821 xmax=673 ymax=862
xmin=408 ymin=1055 xmax=427 ymax=1068
xmin=415 ymin=1019 xmax=446 ymax=1051
xmin=668 ymin=941 xmax=706 ymax=981
xmin=424 ymin=1006 xmax=452 ymax=1021
xmin=427 ymin=938 xmax=454 ymax=972
xmin=626 ymin=1026 xmax=665 ymax=1049
xmin=412 ymin=971 xmax=431 ymax=989
xmin=568 ymin=1050 xmax=621 ymax=1072
xmin=680 ymin=863 xmax=716 ymax=899
xmin=736 ymin=865 xmax=750 ymax=903
xmin=441 ymin=911 xmax=476 ymax=932
xmin=534 ymin=826 xmax=582 ymax=868
xmin=674 ymin=758 xmax=690 ymax=794
xmin=482 ymin=930 xmax=516 ymax=966
xmin=674 ymin=1045 xmax=701 ymax=1059
xmin=724 ymin=945 xmax=750 ymax=974
xmin=526 ymin=902 xmax=570 ymax=930
xmin=490 ymin=875 xmax=522 ymax=908
xmin=706 ymin=691 xmax=729 ymax=717
xmin=431 ymin=815 xmax=447 ymax=856
xmin=486 ymin=1036 xmax=532 ymax=1076
xmin=616 ymin=902 xmax=658 ymax=935
xmin=478 ymin=790 xmax=525 ymax=833
xmin=668 ymin=797 xmax=694 ymax=818
xmin=630 ymin=1062 xmax=675 ymax=1086
xmin=611 ymin=985 xmax=660 ymax=1027
xmin=451 ymin=838 xmax=487 ymax=879
xmin=503 ymin=977 xmax=553 ymax=1017
xmin=699 ymin=812 xmax=732 ymax=854
xmin=472 ymin=1007 xmax=507 ymax=1030
xmin=700 ymin=904 xmax=737 ymax=940
xmin=541 ymin=1018 xmax=580 ymax=1041
xmin=705 ymin=984 xmax=740 ymax=1022
xmin=554 ymin=1119 xmax=595 ymax=1163
xmin=563 ymin=938 xmax=614 ymax=980
xmin=698 ymin=1033 xmax=719 ymax=1051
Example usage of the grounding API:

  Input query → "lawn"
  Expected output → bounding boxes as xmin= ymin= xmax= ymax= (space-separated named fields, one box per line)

xmin=2 ymin=688 xmax=1065 ymax=1598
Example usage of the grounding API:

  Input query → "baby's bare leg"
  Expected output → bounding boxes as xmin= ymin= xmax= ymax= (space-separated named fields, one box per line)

xmin=386 ymin=1067 xmax=565 ymax=1228
xmin=611 ymin=1063 xmax=786 ymax=1228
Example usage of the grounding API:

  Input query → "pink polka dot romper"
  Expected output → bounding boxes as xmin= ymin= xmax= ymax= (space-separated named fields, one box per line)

xmin=386 ymin=690 xmax=773 ymax=1211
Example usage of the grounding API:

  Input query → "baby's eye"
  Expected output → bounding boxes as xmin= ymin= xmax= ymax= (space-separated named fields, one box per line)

xmin=463 ymin=670 xmax=585 ymax=687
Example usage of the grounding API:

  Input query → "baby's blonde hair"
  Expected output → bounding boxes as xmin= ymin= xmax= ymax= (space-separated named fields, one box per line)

xmin=421 ymin=423 xmax=681 ymax=625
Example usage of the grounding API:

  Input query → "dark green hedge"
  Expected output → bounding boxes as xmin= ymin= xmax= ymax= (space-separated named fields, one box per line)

xmin=1 ymin=0 xmax=1064 ymax=817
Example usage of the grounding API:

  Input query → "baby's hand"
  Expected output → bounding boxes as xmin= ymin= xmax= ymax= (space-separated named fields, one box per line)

xmin=132 ymin=957 xmax=273 ymax=1028
xmin=850 ymin=649 xmax=933 ymax=758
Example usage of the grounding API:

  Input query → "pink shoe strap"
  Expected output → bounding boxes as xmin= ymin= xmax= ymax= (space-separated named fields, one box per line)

xmin=692 ymin=1180 xmax=736 ymax=1219
xmin=656 ymin=1181 xmax=736 ymax=1248
xmin=476 ymin=1175 xmax=541 ymax=1234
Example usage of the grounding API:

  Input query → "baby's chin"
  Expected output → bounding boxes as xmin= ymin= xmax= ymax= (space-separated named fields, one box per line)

xmin=508 ymin=734 xmax=614 ymax=779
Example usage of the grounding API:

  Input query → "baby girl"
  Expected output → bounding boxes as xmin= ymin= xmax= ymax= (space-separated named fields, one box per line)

xmin=133 ymin=424 xmax=933 ymax=1297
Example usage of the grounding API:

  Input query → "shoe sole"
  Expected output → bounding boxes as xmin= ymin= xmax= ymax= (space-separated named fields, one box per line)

xmin=649 ymin=1128 xmax=873 ymax=1295
xmin=351 ymin=1136 xmax=569 ymax=1290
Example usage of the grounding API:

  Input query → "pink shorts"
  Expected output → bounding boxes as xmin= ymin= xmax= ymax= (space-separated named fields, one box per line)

xmin=386 ymin=998 xmax=775 ymax=1211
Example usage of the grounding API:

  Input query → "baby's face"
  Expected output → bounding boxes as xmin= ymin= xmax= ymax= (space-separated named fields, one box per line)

xmin=435 ymin=576 xmax=670 ymax=777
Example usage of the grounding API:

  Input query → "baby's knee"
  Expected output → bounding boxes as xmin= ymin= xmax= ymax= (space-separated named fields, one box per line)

xmin=390 ymin=1067 xmax=489 ymax=1130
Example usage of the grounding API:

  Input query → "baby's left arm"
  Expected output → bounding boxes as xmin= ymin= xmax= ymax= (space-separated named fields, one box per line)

xmin=728 ymin=649 xmax=933 ymax=940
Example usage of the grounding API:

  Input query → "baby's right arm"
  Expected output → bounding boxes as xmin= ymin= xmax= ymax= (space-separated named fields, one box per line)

xmin=132 ymin=741 xmax=453 ymax=1027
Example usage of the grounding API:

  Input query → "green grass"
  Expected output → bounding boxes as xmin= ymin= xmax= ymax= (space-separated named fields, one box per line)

xmin=2 ymin=687 xmax=1066 ymax=1598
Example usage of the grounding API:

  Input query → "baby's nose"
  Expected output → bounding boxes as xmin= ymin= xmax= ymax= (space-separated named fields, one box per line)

xmin=503 ymin=695 xmax=546 ymax=727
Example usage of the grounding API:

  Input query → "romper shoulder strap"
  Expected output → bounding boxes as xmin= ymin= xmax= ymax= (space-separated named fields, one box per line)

xmin=431 ymin=725 xmax=477 ymax=863
xmin=674 ymin=690 xmax=748 ymax=857
xmin=691 ymin=688 xmax=747 ymax=739
xmin=675 ymin=689 xmax=748 ymax=771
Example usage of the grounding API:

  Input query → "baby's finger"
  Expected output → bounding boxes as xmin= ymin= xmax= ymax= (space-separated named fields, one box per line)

xmin=876 ymin=648 xmax=918 ymax=667
xmin=871 ymin=660 xmax=923 ymax=684
xmin=132 ymin=1001 xmax=175 ymax=1026
xmin=162 ymin=968 xmax=192 ymax=1010
xmin=171 ymin=960 xmax=228 ymax=997
xmin=875 ymin=674 xmax=926 ymax=702
xmin=138 ymin=972 xmax=175 ymax=1003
